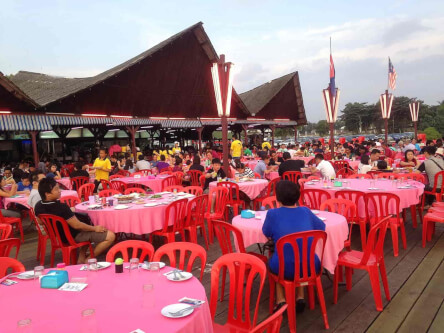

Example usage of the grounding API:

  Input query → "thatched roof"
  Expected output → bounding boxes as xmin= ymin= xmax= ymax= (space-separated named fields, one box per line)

xmin=0 ymin=72 xmax=38 ymax=112
xmin=239 ymin=72 xmax=307 ymax=125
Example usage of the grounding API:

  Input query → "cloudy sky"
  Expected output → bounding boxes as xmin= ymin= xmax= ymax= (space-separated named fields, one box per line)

xmin=1 ymin=0 xmax=443 ymax=121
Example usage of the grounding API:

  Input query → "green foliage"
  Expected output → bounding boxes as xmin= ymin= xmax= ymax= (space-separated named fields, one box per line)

xmin=316 ymin=120 xmax=329 ymax=136
xmin=423 ymin=127 xmax=441 ymax=140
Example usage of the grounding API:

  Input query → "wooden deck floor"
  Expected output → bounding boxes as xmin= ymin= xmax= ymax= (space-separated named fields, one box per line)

xmin=13 ymin=212 xmax=444 ymax=333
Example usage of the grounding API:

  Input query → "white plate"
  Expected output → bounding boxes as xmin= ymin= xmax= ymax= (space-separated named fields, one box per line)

xmin=318 ymin=217 xmax=326 ymax=221
xmin=97 ymin=262 xmax=111 ymax=270
xmin=161 ymin=303 xmax=194 ymax=318
xmin=15 ymin=271 xmax=35 ymax=280
xmin=141 ymin=262 xmax=166 ymax=270
xmin=88 ymin=204 xmax=101 ymax=209
xmin=114 ymin=205 xmax=130 ymax=210
xmin=165 ymin=271 xmax=193 ymax=282
xmin=311 ymin=179 xmax=320 ymax=182
xmin=144 ymin=203 xmax=159 ymax=207
xmin=311 ymin=210 xmax=320 ymax=215
xmin=368 ymin=188 xmax=379 ymax=190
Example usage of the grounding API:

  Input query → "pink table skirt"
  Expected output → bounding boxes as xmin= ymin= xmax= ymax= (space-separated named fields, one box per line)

xmin=244 ymin=160 xmax=259 ymax=171
xmin=304 ymin=178 xmax=424 ymax=217
xmin=117 ymin=176 xmax=166 ymax=193
xmin=56 ymin=177 xmax=72 ymax=190
xmin=293 ymin=156 xmax=314 ymax=165
xmin=4 ymin=190 xmax=78 ymax=209
xmin=75 ymin=193 xmax=194 ymax=234
xmin=0 ymin=264 xmax=213 ymax=333
xmin=232 ymin=210 xmax=348 ymax=274
xmin=266 ymin=172 xmax=280 ymax=180
xmin=208 ymin=179 xmax=268 ymax=200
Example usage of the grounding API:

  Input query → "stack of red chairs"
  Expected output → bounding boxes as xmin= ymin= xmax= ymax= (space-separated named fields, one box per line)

xmin=422 ymin=202 xmax=444 ymax=247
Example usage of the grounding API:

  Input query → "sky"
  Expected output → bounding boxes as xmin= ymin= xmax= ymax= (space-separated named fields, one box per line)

xmin=1 ymin=0 xmax=443 ymax=121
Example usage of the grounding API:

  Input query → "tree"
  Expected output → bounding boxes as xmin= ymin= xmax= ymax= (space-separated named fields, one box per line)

xmin=339 ymin=102 xmax=377 ymax=132
xmin=423 ymin=127 xmax=441 ymax=140
xmin=316 ymin=120 xmax=329 ymax=136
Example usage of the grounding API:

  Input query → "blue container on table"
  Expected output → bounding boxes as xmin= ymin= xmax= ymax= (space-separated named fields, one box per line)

xmin=241 ymin=210 xmax=255 ymax=219
xmin=40 ymin=270 xmax=69 ymax=289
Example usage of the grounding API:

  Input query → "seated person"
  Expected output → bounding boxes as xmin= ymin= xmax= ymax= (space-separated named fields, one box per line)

xmin=357 ymin=155 xmax=372 ymax=174
xmin=234 ymin=160 xmax=255 ymax=178
xmin=27 ymin=172 xmax=46 ymax=208
xmin=369 ymin=149 xmax=381 ymax=169
xmin=269 ymin=150 xmax=282 ymax=166
xmin=156 ymin=154 xmax=170 ymax=172
xmin=400 ymin=149 xmax=420 ymax=168
xmin=135 ymin=155 xmax=151 ymax=171
xmin=46 ymin=164 xmax=61 ymax=180
xmin=35 ymin=177 xmax=115 ymax=264
xmin=376 ymin=160 xmax=391 ymax=172
xmin=188 ymin=155 xmax=205 ymax=173
xmin=150 ymin=154 xmax=158 ymax=169
xmin=310 ymin=154 xmax=336 ymax=179
xmin=17 ymin=173 xmax=32 ymax=194
xmin=254 ymin=153 xmax=272 ymax=179
xmin=204 ymin=158 xmax=226 ymax=191
xmin=172 ymin=157 xmax=184 ymax=172
xmin=263 ymin=180 xmax=325 ymax=313
xmin=70 ymin=162 xmax=90 ymax=179
xmin=2 ymin=167 xmax=15 ymax=185
xmin=0 ymin=180 xmax=20 ymax=218
xmin=278 ymin=152 xmax=304 ymax=177
xmin=417 ymin=146 xmax=444 ymax=207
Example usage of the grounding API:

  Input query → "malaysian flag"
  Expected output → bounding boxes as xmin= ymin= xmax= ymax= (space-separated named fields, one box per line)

xmin=389 ymin=57 xmax=397 ymax=90
xmin=330 ymin=54 xmax=336 ymax=96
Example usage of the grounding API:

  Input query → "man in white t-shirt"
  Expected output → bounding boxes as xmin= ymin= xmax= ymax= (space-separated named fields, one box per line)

xmin=135 ymin=155 xmax=151 ymax=171
xmin=310 ymin=154 xmax=336 ymax=179
xmin=287 ymin=144 xmax=298 ymax=158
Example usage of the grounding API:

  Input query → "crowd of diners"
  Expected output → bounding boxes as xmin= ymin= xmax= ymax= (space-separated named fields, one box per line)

xmin=1 ymin=134 xmax=443 ymax=320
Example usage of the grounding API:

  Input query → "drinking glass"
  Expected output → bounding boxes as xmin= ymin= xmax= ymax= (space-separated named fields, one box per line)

xmin=17 ymin=319 xmax=32 ymax=331
xmin=142 ymin=284 xmax=155 ymax=308
xmin=87 ymin=258 xmax=98 ymax=272
xmin=338 ymin=175 xmax=342 ymax=180
xmin=150 ymin=262 xmax=160 ymax=277
xmin=130 ymin=258 xmax=139 ymax=272
xmin=81 ymin=309 xmax=97 ymax=333
xmin=34 ymin=266 xmax=44 ymax=280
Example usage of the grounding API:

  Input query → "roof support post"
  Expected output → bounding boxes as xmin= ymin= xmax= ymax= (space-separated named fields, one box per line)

xmin=29 ymin=131 xmax=39 ymax=168
xmin=221 ymin=116 xmax=229 ymax=176
xmin=241 ymin=124 xmax=248 ymax=147
xmin=196 ymin=127 xmax=203 ymax=153
xmin=294 ymin=125 xmax=298 ymax=144
xmin=125 ymin=126 xmax=140 ymax=163
xmin=270 ymin=125 xmax=276 ymax=148
xmin=52 ymin=126 xmax=71 ymax=163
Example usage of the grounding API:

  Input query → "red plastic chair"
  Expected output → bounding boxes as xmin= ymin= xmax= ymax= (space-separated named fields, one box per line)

xmin=105 ymin=240 xmax=154 ymax=263
xmin=320 ymin=199 xmax=356 ymax=250
xmin=402 ymin=173 xmax=425 ymax=183
xmin=336 ymin=167 xmax=356 ymax=178
xmin=210 ymin=253 xmax=267 ymax=331
xmin=268 ymin=231 xmax=329 ymax=333
xmin=376 ymin=172 xmax=397 ymax=179
xmin=365 ymin=192 xmax=406 ymax=257
xmin=98 ymin=189 xmax=120 ymax=198
xmin=0 ymin=224 xmax=12 ymax=240
xmin=399 ymin=173 xmax=426 ymax=228
xmin=302 ymin=189 xmax=331 ymax=210
xmin=422 ymin=211 xmax=444 ymax=247
xmin=100 ymin=179 xmax=112 ymax=190
xmin=153 ymin=242 xmax=207 ymax=281
xmin=282 ymin=171 xmax=303 ymax=184
xmin=0 ymin=210 xmax=23 ymax=243
xmin=109 ymin=174 xmax=121 ymax=180
xmin=188 ymin=170 xmax=203 ymax=187
xmin=199 ymin=175 xmax=206 ymax=189
xmin=253 ymin=177 xmax=281 ymax=210
xmin=38 ymin=214 xmax=94 ymax=267
xmin=213 ymin=220 xmax=268 ymax=301
xmin=205 ymin=187 xmax=229 ymax=243
xmin=164 ymin=185 xmax=185 ymax=193
xmin=250 ymin=304 xmax=288 ymax=333
xmin=333 ymin=217 xmax=391 ymax=311
xmin=333 ymin=160 xmax=350 ymax=171
xmin=347 ymin=173 xmax=372 ymax=179
xmin=183 ymin=186 xmax=203 ymax=196
xmin=184 ymin=195 xmax=209 ymax=249
xmin=161 ymin=176 xmax=176 ymax=190
xmin=70 ymin=176 xmax=89 ymax=191
xmin=29 ymin=209 xmax=49 ymax=265
xmin=0 ymin=257 xmax=25 ymax=278
xmin=262 ymin=196 xmax=280 ymax=209
xmin=78 ymin=183 xmax=95 ymax=202
xmin=123 ymin=187 xmax=146 ymax=195
xmin=217 ymin=181 xmax=246 ymax=218
xmin=159 ymin=170 xmax=173 ymax=175
xmin=118 ymin=170 xmax=131 ymax=177
xmin=149 ymin=198 xmax=188 ymax=244
xmin=131 ymin=171 xmax=146 ymax=177
xmin=422 ymin=170 xmax=444 ymax=208
xmin=172 ymin=171 xmax=184 ymax=185
xmin=307 ymin=176 xmax=320 ymax=181
xmin=110 ymin=180 xmax=127 ymax=193
xmin=254 ymin=172 xmax=262 ymax=179
xmin=367 ymin=171 xmax=382 ymax=177
xmin=60 ymin=195 xmax=81 ymax=208
xmin=0 ymin=238 xmax=21 ymax=258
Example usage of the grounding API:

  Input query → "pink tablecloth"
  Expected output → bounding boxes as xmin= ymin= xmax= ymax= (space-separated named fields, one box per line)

xmin=56 ymin=177 xmax=72 ymax=190
xmin=75 ymin=193 xmax=194 ymax=234
xmin=117 ymin=176 xmax=166 ymax=193
xmin=348 ymin=160 xmax=360 ymax=170
xmin=244 ymin=160 xmax=259 ymax=171
xmin=304 ymin=178 xmax=424 ymax=217
xmin=4 ymin=190 xmax=79 ymax=209
xmin=266 ymin=172 xmax=280 ymax=180
xmin=293 ymin=156 xmax=314 ymax=165
xmin=0 ymin=264 xmax=213 ymax=333
xmin=232 ymin=210 xmax=348 ymax=274
xmin=208 ymin=179 xmax=268 ymax=200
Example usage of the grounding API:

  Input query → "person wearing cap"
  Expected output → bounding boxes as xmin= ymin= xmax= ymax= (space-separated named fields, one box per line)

xmin=171 ymin=142 xmax=181 ymax=155
xmin=262 ymin=139 xmax=271 ymax=151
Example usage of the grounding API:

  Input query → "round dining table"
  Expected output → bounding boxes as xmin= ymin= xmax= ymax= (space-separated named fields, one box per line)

xmin=0 ymin=264 xmax=213 ymax=333
xmin=232 ymin=210 xmax=348 ymax=274
xmin=293 ymin=156 xmax=314 ymax=164
xmin=304 ymin=178 xmax=424 ymax=217
xmin=4 ymin=190 xmax=79 ymax=209
xmin=75 ymin=192 xmax=195 ymax=235
xmin=117 ymin=175 xmax=169 ymax=193
xmin=208 ymin=179 xmax=268 ymax=200
xmin=56 ymin=177 xmax=73 ymax=190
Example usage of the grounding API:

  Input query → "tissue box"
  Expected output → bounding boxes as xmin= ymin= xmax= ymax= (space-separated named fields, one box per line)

xmin=40 ymin=270 xmax=69 ymax=289
xmin=241 ymin=210 xmax=255 ymax=219
xmin=334 ymin=181 xmax=343 ymax=187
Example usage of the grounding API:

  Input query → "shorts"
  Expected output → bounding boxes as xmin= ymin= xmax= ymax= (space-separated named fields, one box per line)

xmin=75 ymin=231 xmax=107 ymax=244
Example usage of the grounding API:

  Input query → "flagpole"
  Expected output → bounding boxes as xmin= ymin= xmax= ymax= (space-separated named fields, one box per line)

xmin=387 ymin=57 xmax=390 ymax=92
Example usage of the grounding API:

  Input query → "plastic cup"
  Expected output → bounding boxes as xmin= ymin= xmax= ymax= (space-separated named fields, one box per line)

xmin=130 ymin=258 xmax=139 ymax=272
xmin=34 ymin=266 xmax=44 ymax=281
xmin=17 ymin=319 xmax=32 ymax=330
xmin=142 ymin=284 xmax=155 ymax=308
xmin=88 ymin=258 xmax=98 ymax=272
xmin=81 ymin=309 xmax=97 ymax=333
xmin=88 ymin=196 xmax=95 ymax=205
xmin=150 ymin=262 xmax=160 ymax=277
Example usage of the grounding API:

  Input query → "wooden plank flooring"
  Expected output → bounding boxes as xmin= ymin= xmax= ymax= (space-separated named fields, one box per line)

xmin=12 ymin=211 xmax=444 ymax=333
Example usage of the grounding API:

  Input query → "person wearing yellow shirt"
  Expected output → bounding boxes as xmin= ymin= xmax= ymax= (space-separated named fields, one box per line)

xmin=262 ymin=140 xmax=271 ymax=151
xmin=230 ymin=137 xmax=243 ymax=158
xmin=91 ymin=148 xmax=112 ymax=193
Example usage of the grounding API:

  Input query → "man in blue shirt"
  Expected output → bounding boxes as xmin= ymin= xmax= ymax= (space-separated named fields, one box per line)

xmin=254 ymin=153 xmax=272 ymax=178
xmin=17 ymin=173 xmax=32 ymax=193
